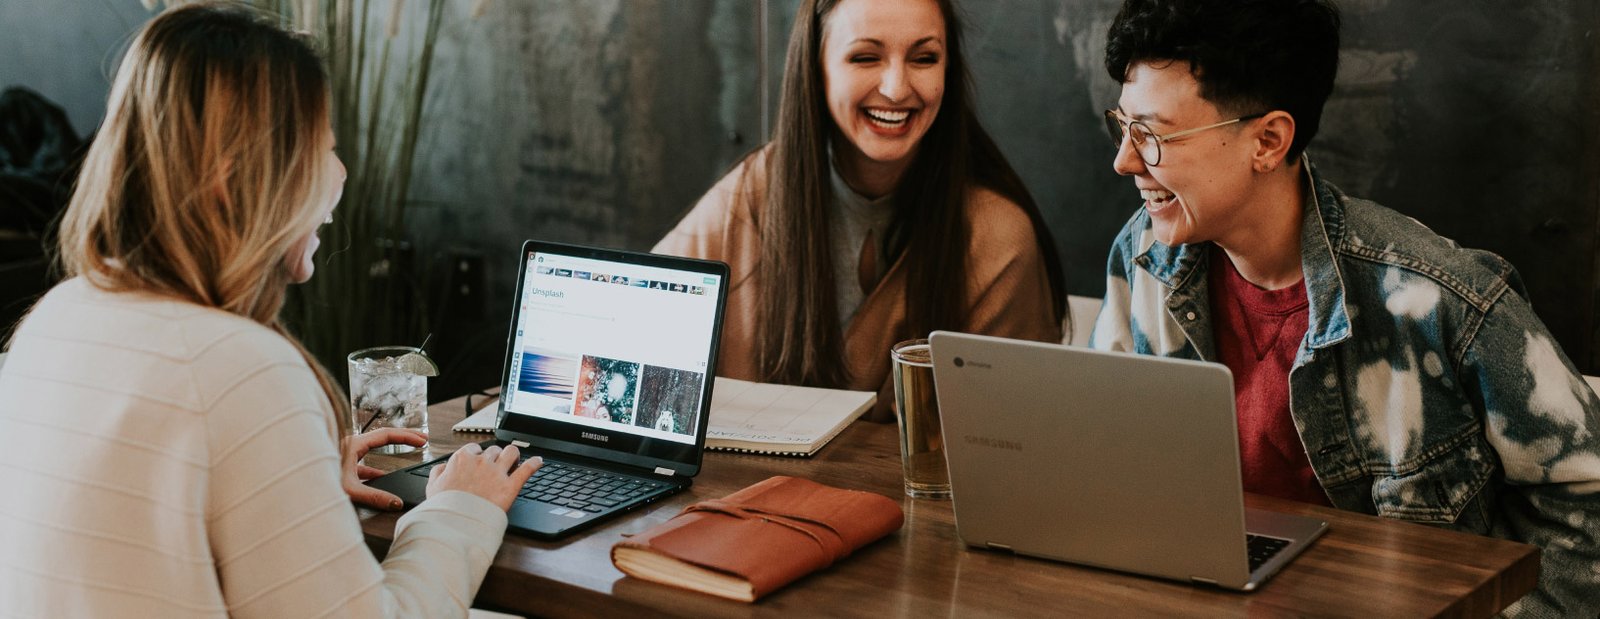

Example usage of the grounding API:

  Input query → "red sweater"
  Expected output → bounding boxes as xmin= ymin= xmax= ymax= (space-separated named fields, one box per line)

xmin=1208 ymin=247 xmax=1331 ymax=506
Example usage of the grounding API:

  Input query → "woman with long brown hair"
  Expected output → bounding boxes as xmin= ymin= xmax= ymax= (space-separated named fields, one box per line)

xmin=655 ymin=0 xmax=1066 ymax=420
xmin=0 ymin=4 xmax=538 ymax=616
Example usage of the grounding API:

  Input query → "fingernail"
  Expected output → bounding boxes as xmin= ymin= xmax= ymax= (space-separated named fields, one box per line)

xmin=390 ymin=499 xmax=403 ymax=510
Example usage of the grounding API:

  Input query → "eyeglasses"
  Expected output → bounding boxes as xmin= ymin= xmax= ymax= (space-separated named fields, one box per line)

xmin=1103 ymin=109 xmax=1266 ymax=166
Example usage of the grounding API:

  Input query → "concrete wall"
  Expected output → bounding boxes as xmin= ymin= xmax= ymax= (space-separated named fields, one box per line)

xmin=5 ymin=1 xmax=1599 ymax=393
xmin=0 ymin=1 xmax=145 ymax=136
xmin=402 ymin=1 xmax=761 ymax=392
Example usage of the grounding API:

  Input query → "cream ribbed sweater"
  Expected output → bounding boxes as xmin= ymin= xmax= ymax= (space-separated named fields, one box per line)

xmin=0 ymin=278 xmax=507 ymax=618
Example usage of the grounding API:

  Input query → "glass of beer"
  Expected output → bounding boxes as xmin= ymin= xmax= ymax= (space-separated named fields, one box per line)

xmin=891 ymin=338 xmax=950 ymax=499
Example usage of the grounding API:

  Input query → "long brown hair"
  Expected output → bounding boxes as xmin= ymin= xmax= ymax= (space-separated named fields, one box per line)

xmin=755 ymin=0 xmax=1066 ymax=387
xmin=59 ymin=2 xmax=351 ymax=437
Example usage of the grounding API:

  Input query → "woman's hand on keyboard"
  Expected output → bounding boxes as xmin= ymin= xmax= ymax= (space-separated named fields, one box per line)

xmin=426 ymin=442 xmax=543 ymax=510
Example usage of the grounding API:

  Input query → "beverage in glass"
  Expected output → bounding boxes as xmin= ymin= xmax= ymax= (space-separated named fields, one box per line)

xmin=891 ymin=338 xmax=950 ymax=499
xmin=347 ymin=346 xmax=429 ymax=454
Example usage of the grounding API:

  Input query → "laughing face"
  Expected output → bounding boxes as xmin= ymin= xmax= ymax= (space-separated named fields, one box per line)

xmin=821 ymin=0 xmax=946 ymax=189
xmin=285 ymin=119 xmax=345 ymax=283
xmin=1112 ymin=61 xmax=1260 ymax=247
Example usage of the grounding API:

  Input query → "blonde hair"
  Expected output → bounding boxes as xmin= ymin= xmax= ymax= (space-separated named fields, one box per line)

xmin=60 ymin=2 xmax=350 ymax=436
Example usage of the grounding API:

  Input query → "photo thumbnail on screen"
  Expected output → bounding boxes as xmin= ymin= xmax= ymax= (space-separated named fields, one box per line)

xmin=575 ymin=355 xmax=640 ymax=425
xmin=518 ymin=349 xmax=579 ymax=413
xmin=634 ymin=366 xmax=704 ymax=435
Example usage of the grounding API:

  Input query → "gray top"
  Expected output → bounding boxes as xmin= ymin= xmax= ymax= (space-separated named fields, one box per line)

xmin=828 ymin=163 xmax=897 ymax=328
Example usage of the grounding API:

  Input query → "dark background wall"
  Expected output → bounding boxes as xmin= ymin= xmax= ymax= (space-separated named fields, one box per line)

xmin=4 ymin=1 xmax=1598 ymax=399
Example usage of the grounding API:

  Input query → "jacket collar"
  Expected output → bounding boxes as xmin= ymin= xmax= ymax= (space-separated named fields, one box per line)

xmin=1298 ymin=159 xmax=1352 ymax=349
xmin=1133 ymin=156 xmax=1352 ymax=351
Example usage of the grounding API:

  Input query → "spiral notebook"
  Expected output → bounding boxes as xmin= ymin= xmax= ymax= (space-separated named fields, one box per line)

xmin=453 ymin=395 xmax=500 ymax=433
xmin=455 ymin=379 xmax=874 ymax=455
xmin=703 ymin=377 xmax=874 ymax=457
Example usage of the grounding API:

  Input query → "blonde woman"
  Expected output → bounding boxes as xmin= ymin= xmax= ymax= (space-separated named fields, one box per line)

xmin=0 ymin=4 xmax=539 ymax=617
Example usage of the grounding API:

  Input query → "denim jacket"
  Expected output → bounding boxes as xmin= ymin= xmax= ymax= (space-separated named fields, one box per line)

xmin=1090 ymin=162 xmax=1600 ymax=617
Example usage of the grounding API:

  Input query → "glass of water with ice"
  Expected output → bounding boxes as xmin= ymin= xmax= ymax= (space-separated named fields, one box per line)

xmin=347 ymin=346 xmax=433 ymax=454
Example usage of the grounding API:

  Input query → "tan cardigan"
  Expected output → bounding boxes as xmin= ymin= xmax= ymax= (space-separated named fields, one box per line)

xmin=654 ymin=153 xmax=1061 ymax=422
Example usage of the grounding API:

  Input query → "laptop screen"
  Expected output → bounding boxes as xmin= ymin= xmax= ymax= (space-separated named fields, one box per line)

xmin=496 ymin=241 xmax=727 ymax=474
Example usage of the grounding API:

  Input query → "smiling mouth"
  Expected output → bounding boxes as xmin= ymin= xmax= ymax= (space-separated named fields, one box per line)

xmin=864 ymin=107 xmax=913 ymax=129
xmin=1141 ymin=188 xmax=1178 ymax=212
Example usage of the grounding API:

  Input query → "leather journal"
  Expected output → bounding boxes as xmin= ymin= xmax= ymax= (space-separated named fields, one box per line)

xmin=610 ymin=475 xmax=904 ymax=601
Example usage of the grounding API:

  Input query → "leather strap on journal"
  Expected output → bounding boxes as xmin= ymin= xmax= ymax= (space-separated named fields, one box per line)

xmin=611 ymin=475 xmax=905 ymax=601
xmin=682 ymin=499 xmax=851 ymax=564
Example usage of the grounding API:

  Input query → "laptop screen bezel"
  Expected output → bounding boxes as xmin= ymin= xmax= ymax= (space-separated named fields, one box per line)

xmin=492 ymin=239 xmax=728 ymax=477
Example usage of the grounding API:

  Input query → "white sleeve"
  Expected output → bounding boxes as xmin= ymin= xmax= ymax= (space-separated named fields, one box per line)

xmin=202 ymin=333 xmax=507 ymax=618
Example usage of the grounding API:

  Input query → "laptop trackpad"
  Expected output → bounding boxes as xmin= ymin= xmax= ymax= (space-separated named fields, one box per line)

xmin=366 ymin=466 xmax=429 ymax=507
xmin=1244 ymin=507 xmax=1327 ymax=541
xmin=508 ymin=498 xmax=587 ymax=533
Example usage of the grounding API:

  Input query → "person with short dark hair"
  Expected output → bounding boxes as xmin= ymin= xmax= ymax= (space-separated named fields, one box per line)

xmin=1089 ymin=0 xmax=1600 ymax=614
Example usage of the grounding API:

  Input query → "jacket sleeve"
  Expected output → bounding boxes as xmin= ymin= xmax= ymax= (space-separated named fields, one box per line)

xmin=1087 ymin=209 xmax=1147 ymax=352
xmin=1459 ymin=290 xmax=1600 ymax=618
xmin=205 ymin=330 xmax=506 ymax=618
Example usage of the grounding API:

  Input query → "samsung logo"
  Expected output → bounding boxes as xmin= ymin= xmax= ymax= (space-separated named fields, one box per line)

xmin=581 ymin=431 xmax=609 ymax=443
xmin=965 ymin=435 xmax=1022 ymax=451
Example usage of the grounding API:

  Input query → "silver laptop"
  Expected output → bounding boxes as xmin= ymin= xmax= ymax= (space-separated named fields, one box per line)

xmin=928 ymin=331 xmax=1328 ymax=591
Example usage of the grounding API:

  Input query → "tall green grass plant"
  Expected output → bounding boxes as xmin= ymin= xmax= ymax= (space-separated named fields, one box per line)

xmin=146 ymin=0 xmax=471 ymax=381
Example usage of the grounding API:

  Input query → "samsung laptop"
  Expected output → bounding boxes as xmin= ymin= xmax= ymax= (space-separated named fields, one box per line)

xmin=368 ymin=240 xmax=728 ymax=539
xmin=928 ymin=331 xmax=1328 ymax=591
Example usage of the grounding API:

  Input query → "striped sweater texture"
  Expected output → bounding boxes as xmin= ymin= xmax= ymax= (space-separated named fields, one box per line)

xmin=0 ymin=278 xmax=506 ymax=618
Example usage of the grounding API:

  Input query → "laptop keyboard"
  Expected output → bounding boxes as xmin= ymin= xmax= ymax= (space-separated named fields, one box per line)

xmin=408 ymin=458 xmax=667 ymax=513
xmin=1246 ymin=534 xmax=1291 ymax=572
xmin=515 ymin=461 xmax=666 ymax=511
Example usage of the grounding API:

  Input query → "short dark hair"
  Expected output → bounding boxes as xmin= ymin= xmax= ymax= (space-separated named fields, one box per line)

xmin=1104 ymin=0 xmax=1341 ymax=158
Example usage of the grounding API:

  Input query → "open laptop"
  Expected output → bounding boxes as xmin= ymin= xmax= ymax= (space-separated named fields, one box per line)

xmin=928 ymin=331 xmax=1328 ymax=591
xmin=368 ymin=240 xmax=728 ymax=539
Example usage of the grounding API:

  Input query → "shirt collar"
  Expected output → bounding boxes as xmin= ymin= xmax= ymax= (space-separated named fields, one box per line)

xmin=827 ymin=145 xmax=896 ymax=215
xmin=1134 ymin=155 xmax=1352 ymax=350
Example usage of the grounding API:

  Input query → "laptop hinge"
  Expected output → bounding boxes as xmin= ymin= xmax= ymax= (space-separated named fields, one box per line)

xmin=511 ymin=440 xmax=530 ymax=448
xmin=653 ymin=466 xmax=675 ymax=476
xmin=1190 ymin=576 xmax=1219 ymax=586
xmin=986 ymin=542 xmax=1012 ymax=552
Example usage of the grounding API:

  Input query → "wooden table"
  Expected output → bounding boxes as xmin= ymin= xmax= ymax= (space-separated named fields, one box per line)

xmin=358 ymin=394 xmax=1540 ymax=618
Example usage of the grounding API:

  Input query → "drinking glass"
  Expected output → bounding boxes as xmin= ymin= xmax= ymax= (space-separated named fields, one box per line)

xmin=347 ymin=346 xmax=429 ymax=454
xmin=891 ymin=338 xmax=950 ymax=499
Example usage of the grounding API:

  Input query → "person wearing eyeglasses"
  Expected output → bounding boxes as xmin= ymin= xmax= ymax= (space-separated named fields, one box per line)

xmin=1088 ymin=0 xmax=1600 ymax=615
